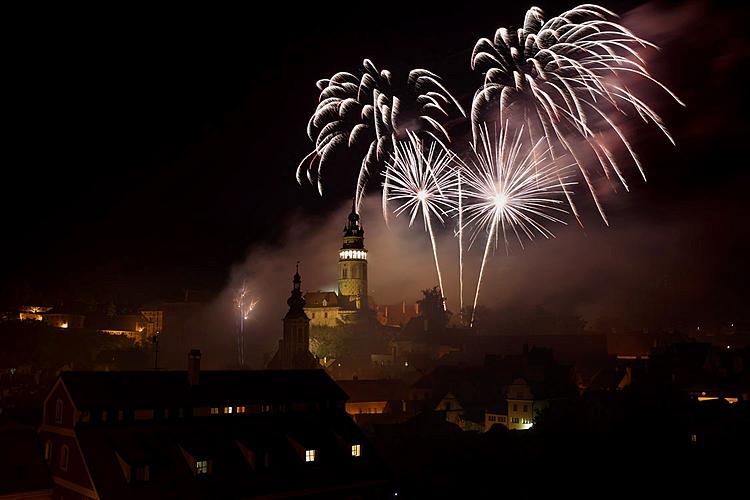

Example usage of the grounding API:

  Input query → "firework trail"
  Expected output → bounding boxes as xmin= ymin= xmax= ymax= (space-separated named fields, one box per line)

xmin=299 ymin=59 xmax=465 ymax=211
xmin=234 ymin=282 xmax=259 ymax=367
xmin=457 ymin=170 xmax=464 ymax=318
xmin=458 ymin=123 xmax=575 ymax=325
xmin=471 ymin=4 xmax=683 ymax=224
xmin=383 ymin=132 xmax=458 ymax=308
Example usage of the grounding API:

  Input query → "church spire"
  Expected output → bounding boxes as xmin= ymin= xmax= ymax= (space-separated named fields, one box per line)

xmin=286 ymin=263 xmax=306 ymax=319
xmin=344 ymin=199 xmax=364 ymax=239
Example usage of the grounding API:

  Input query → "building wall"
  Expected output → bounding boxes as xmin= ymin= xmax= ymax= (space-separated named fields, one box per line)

xmin=39 ymin=383 xmax=97 ymax=500
xmin=484 ymin=413 xmax=508 ymax=432
xmin=345 ymin=401 xmax=388 ymax=415
xmin=306 ymin=307 xmax=341 ymax=327
xmin=338 ymin=256 xmax=367 ymax=309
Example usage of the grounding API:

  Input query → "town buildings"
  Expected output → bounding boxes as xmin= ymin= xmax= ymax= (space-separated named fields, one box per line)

xmin=38 ymin=352 xmax=389 ymax=499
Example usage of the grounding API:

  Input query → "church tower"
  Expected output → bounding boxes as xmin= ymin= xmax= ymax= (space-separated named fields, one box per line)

xmin=266 ymin=265 xmax=318 ymax=370
xmin=337 ymin=206 xmax=368 ymax=310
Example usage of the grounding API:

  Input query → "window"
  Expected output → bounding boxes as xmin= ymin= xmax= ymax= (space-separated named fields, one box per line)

xmin=44 ymin=441 xmax=52 ymax=462
xmin=305 ymin=449 xmax=316 ymax=462
xmin=60 ymin=445 xmax=69 ymax=471
xmin=511 ymin=417 xmax=519 ymax=424
xmin=261 ymin=404 xmax=271 ymax=413
xmin=55 ymin=399 xmax=63 ymax=424
xmin=311 ymin=312 xmax=316 ymax=318
xmin=488 ymin=415 xmax=496 ymax=422
xmin=236 ymin=406 xmax=246 ymax=414
xmin=133 ymin=465 xmax=150 ymax=481
xmin=324 ymin=312 xmax=328 ymax=318
xmin=351 ymin=444 xmax=361 ymax=457
xmin=513 ymin=404 xmax=518 ymax=412
xmin=195 ymin=460 xmax=209 ymax=474
xmin=210 ymin=407 xmax=219 ymax=415
xmin=223 ymin=406 xmax=233 ymax=414
xmin=523 ymin=405 xmax=528 ymax=412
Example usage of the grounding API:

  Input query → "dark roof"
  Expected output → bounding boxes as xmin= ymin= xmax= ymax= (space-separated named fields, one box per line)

xmin=304 ymin=291 xmax=339 ymax=308
xmin=588 ymin=367 xmax=628 ymax=391
xmin=76 ymin=411 xmax=384 ymax=500
xmin=336 ymin=379 xmax=408 ymax=402
xmin=61 ymin=369 xmax=348 ymax=410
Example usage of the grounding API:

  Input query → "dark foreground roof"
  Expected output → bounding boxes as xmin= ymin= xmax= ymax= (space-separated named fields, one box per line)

xmin=61 ymin=369 xmax=349 ymax=409
xmin=76 ymin=411 xmax=389 ymax=500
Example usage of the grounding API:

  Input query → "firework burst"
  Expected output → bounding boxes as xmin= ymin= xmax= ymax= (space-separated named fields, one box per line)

xmin=383 ymin=132 xmax=458 ymax=306
xmin=471 ymin=4 xmax=683 ymax=224
xmin=299 ymin=59 xmax=464 ymax=210
xmin=459 ymin=123 xmax=575 ymax=324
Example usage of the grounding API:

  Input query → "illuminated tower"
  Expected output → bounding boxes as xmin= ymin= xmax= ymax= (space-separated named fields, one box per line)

xmin=338 ymin=207 xmax=368 ymax=310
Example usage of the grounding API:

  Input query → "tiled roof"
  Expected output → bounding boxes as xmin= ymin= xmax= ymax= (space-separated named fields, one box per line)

xmin=304 ymin=291 xmax=339 ymax=308
xmin=61 ymin=369 xmax=348 ymax=410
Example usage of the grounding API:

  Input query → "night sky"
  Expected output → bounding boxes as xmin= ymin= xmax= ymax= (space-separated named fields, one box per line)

xmin=4 ymin=1 xmax=749 ymax=331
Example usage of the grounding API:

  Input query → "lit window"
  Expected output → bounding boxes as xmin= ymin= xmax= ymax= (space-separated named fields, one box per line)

xmin=351 ymin=444 xmax=361 ymax=457
xmin=210 ymin=407 xmax=219 ymax=415
xmin=236 ymin=406 xmax=246 ymax=414
xmin=60 ymin=445 xmax=69 ymax=471
xmin=55 ymin=399 xmax=63 ymax=424
xmin=195 ymin=460 xmax=209 ymax=474
xmin=44 ymin=441 xmax=52 ymax=462
xmin=223 ymin=406 xmax=233 ymax=414
xmin=305 ymin=449 xmax=316 ymax=462
xmin=261 ymin=404 xmax=271 ymax=413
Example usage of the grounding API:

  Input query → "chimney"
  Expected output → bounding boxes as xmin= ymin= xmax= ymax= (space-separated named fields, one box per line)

xmin=188 ymin=349 xmax=201 ymax=385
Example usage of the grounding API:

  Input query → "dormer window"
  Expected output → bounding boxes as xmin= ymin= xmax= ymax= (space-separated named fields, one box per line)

xmin=133 ymin=465 xmax=150 ymax=482
xmin=195 ymin=460 xmax=209 ymax=474
xmin=54 ymin=399 xmax=63 ymax=424
xmin=322 ymin=299 xmax=327 ymax=307
xmin=305 ymin=449 xmax=316 ymax=462
xmin=60 ymin=445 xmax=69 ymax=471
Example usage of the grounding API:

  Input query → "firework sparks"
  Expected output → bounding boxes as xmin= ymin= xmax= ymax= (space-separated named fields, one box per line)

xmin=299 ymin=59 xmax=464 ymax=211
xmin=459 ymin=123 xmax=575 ymax=325
xmin=470 ymin=4 xmax=683 ymax=224
xmin=383 ymin=132 xmax=458 ymax=307
xmin=234 ymin=282 xmax=259 ymax=367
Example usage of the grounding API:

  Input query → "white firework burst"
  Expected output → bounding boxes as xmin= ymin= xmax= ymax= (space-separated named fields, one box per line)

xmin=383 ymin=132 xmax=458 ymax=305
xmin=459 ymin=123 xmax=576 ymax=324
xmin=299 ymin=59 xmax=465 ymax=210
xmin=471 ymin=3 xmax=683 ymax=224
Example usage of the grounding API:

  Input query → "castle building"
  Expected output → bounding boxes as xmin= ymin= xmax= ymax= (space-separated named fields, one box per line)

xmin=305 ymin=207 xmax=370 ymax=327
xmin=266 ymin=267 xmax=320 ymax=370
